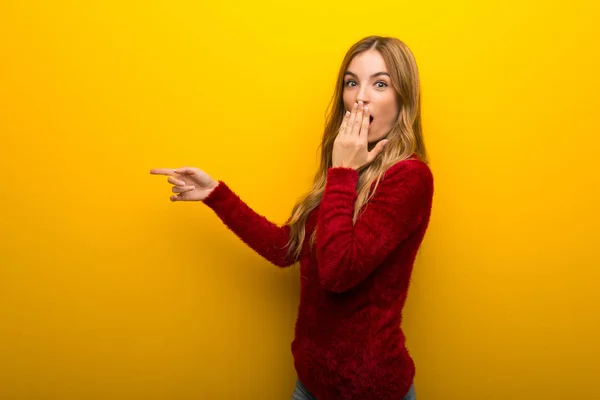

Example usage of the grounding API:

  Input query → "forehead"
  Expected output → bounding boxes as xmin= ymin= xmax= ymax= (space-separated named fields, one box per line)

xmin=346 ymin=50 xmax=388 ymax=75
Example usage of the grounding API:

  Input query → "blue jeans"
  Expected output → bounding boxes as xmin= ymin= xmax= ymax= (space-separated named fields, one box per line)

xmin=291 ymin=379 xmax=416 ymax=400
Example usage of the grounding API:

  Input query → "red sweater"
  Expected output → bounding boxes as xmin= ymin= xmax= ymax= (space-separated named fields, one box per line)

xmin=202 ymin=159 xmax=434 ymax=399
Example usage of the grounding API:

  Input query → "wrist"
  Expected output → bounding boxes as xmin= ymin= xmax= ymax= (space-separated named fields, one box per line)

xmin=201 ymin=181 xmax=220 ymax=202
xmin=208 ymin=180 xmax=219 ymax=193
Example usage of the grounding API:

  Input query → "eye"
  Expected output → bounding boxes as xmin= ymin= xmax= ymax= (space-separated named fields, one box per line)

xmin=375 ymin=80 xmax=388 ymax=88
xmin=344 ymin=80 xmax=357 ymax=87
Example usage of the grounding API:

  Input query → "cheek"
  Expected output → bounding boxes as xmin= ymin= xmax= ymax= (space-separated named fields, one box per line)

xmin=342 ymin=94 xmax=353 ymax=112
xmin=384 ymin=94 xmax=398 ymax=111
xmin=381 ymin=98 xmax=399 ymax=123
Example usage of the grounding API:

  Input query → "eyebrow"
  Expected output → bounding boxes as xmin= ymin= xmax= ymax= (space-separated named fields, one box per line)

xmin=344 ymin=71 xmax=390 ymax=79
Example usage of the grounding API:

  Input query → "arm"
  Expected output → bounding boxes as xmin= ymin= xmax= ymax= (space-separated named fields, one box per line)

xmin=315 ymin=160 xmax=433 ymax=292
xmin=202 ymin=181 xmax=295 ymax=267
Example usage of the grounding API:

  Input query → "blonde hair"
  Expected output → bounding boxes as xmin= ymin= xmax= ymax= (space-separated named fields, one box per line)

xmin=285 ymin=35 xmax=428 ymax=261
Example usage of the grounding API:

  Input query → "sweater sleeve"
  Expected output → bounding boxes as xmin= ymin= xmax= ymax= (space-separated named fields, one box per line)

xmin=315 ymin=160 xmax=433 ymax=293
xmin=202 ymin=181 xmax=295 ymax=267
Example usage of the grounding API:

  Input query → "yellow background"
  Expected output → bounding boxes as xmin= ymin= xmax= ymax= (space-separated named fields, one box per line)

xmin=1 ymin=0 xmax=599 ymax=399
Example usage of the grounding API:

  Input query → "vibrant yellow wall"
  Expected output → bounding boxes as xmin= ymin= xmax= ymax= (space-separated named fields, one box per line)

xmin=1 ymin=0 xmax=599 ymax=399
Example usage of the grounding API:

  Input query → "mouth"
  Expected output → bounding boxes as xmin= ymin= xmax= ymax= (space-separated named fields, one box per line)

xmin=369 ymin=115 xmax=374 ymax=126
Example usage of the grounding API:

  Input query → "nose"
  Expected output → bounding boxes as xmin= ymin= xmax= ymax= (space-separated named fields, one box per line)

xmin=356 ymin=87 xmax=370 ymax=105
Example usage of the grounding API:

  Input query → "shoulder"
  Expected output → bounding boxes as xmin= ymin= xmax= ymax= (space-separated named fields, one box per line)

xmin=382 ymin=157 xmax=433 ymax=184
xmin=369 ymin=158 xmax=434 ymax=203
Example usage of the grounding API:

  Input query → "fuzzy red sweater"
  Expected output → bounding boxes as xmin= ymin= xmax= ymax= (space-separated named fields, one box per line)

xmin=202 ymin=158 xmax=434 ymax=399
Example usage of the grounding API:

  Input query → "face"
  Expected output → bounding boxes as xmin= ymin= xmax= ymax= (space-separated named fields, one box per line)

xmin=342 ymin=49 xmax=399 ymax=143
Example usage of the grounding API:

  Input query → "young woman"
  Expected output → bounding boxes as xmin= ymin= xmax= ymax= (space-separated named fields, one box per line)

xmin=151 ymin=35 xmax=433 ymax=400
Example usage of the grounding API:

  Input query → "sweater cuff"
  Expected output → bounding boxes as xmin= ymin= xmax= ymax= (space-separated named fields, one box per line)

xmin=202 ymin=181 xmax=237 ymax=214
xmin=326 ymin=167 xmax=359 ymax=187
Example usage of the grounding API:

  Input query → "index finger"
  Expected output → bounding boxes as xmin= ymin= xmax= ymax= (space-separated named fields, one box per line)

xmin=149 ymin=168 xmax=178 ymax=176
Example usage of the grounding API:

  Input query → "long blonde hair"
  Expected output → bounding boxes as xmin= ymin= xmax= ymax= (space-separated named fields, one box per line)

xmin=285 ymin=35 xmax=428 ymax=261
